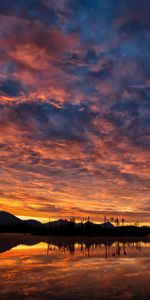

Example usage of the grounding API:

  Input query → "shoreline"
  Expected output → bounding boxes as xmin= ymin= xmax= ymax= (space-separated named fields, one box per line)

xmin=0 ymin=232 xmax=150 ymax=244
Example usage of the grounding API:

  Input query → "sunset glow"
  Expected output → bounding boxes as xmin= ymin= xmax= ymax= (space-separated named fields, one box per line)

xmin=0 ymin=0 xmax=150 ymax=225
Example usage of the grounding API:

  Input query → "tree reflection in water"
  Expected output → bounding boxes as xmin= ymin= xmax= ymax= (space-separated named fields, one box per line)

xmin=46 ymin=241 xmax=143 ymax=258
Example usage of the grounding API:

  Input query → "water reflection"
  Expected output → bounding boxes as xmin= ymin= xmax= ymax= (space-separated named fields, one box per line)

xmin=0 ymin=234 xmax=149 ymax=256
xmin=0 ymin=235 xmax=150 ymax=300
xmin=46 ymin=241 xmax=145 ymax=258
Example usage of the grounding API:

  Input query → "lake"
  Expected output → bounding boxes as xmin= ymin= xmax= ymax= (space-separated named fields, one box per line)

xmin=0 ymin=234 xmax=150 ymax=300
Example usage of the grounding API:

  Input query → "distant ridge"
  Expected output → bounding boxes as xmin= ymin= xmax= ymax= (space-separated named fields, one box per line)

xmin=0 ymin=210 xmax=149 ymax=236
xmin=101 ymin=221 xmax=114 ymax=229
xmin=0 ymin=211 xmax=21 ymax=225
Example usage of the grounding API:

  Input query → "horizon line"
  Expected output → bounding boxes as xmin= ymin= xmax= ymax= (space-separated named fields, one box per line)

xmin=1 ymin=210 xmax=149 ymax=227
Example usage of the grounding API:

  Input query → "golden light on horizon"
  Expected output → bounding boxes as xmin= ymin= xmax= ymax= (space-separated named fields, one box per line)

xmin=0 ymin=0 xmax=150 ymax=227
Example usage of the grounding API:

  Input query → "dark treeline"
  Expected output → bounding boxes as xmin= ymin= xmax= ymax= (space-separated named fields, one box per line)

xmin=0 ymin=211 xmax=149 ymax=236
xmin=0 ymin=220 xmax=150 ymax=237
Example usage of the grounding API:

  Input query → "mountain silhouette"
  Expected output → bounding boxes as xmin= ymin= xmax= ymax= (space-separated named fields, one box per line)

xmin=101 ymin=221 xmax=114 ymax=229
xmin=23 ymin=219 xmax=42 ymax=227
xmin=0 ymin=210 xmax=149 ymax=236
xmin=0 ymin=211 xmax=21 ymax=225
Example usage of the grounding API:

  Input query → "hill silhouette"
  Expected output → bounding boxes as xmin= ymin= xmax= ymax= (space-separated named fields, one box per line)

xmin=0 ymin=211 xmax=150 ymax=236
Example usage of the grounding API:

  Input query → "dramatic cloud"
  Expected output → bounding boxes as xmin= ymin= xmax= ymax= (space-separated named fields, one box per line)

xmin=0 ymin=0 xmax=150 ymax=223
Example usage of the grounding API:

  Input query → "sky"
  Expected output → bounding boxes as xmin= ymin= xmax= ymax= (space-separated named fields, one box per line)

xmin=0 ymin=0 xmax=150 ymax=224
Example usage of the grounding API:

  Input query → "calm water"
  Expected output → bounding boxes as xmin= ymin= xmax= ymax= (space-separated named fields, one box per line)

xmin=0 ymin=235 xmax=150 ymax=300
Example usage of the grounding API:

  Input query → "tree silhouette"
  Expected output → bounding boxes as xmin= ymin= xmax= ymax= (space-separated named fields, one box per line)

xmin=115 ymin=218 xmax=119 ymax=227
xmin=122 ymin=218 xmax=125 ymax=226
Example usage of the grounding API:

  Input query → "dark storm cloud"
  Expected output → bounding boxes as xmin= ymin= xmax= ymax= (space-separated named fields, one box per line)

xmin=0 ymin=79 xmax=25 ymax=97
xmin=0 ymin=101 xmax=96 ymax=142
xmin=0 ymin=0 xmax=58 ymax=25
